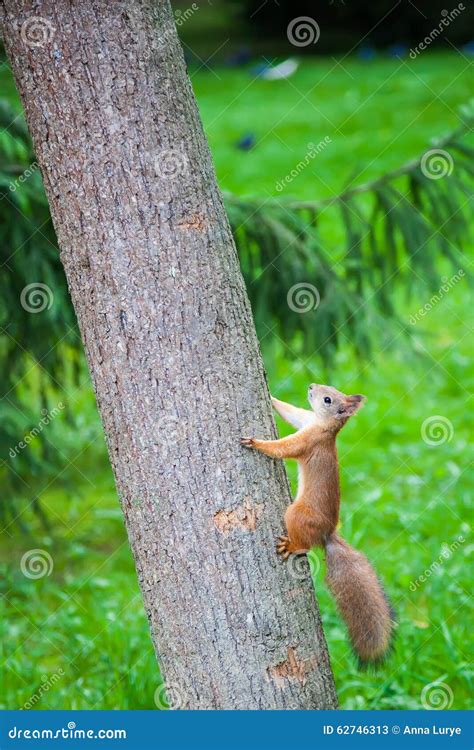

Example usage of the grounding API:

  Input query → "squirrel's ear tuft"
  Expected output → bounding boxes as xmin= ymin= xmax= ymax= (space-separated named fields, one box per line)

xmin=345 ymin=394 xmax=366 ymax=414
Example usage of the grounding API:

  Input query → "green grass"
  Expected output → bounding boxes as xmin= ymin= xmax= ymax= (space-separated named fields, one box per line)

xmin=267 ymin=285 xmax=472 ymax=708
xmin=194 ymin=53 xmax=472 ymax=199
xmin=1 ymin=428 xmax=159 ymax=710
xmin=1 ymin=50 xmax=472 ymax=710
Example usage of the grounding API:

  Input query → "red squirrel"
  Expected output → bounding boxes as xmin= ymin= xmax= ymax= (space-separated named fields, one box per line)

xmin=241 ymin=383 xmax=394 ymax=665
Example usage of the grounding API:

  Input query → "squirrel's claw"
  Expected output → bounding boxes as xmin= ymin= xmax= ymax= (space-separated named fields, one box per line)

xmin=276 ymin=535 xmax=291 ymax=560
xmin=240 ymin=437 xmax=255 ymax=448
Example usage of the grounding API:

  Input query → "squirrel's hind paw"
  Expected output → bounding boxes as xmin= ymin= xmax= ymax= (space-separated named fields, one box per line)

xmin=276 ymin=535 xmax=291 ymax=560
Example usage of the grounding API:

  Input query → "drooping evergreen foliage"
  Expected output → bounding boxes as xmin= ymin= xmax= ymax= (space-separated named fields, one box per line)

xmin=228 ymin=108 xmax=473 ymax=355
xmin=0 ymin=99 xmax=82 ymax=521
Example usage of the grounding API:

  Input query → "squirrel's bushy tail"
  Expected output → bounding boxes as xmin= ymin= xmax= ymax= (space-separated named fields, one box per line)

xmin=324 ymin=532 xmax=394 ymax=666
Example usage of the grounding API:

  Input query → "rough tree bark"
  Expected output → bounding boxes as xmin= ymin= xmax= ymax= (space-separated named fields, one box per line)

xmin=2 ymin=0 xmax=337 ymax=709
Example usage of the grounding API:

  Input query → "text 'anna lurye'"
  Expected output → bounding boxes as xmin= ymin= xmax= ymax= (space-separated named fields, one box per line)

xmin=404 ymin=726 xmax=461 ymax=736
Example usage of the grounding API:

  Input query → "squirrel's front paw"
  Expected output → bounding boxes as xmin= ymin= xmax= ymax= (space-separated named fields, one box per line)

xmin=240 ymin=437 xmax=255 ymax=448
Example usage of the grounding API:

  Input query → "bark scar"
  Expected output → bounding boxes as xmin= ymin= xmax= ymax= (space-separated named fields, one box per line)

xmin=214 ymin=498 xmax=264 ymax=536
xmin=177 ymin=213 xmax=206 ymax=231
xmin=267 ymin=647 xmax=317 ymax=687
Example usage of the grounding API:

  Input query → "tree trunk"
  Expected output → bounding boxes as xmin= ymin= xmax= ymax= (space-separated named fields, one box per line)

xmin=2 ymin=0 xmax=337 ymax=709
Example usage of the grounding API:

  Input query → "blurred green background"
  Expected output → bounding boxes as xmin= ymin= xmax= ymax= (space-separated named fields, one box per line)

xmin=1 ymin=0 xmax=472 ymax=710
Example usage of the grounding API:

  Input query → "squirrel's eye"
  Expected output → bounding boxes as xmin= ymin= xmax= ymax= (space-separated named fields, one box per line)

xmin=324 ymin=396 xmax=332 ymax=404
